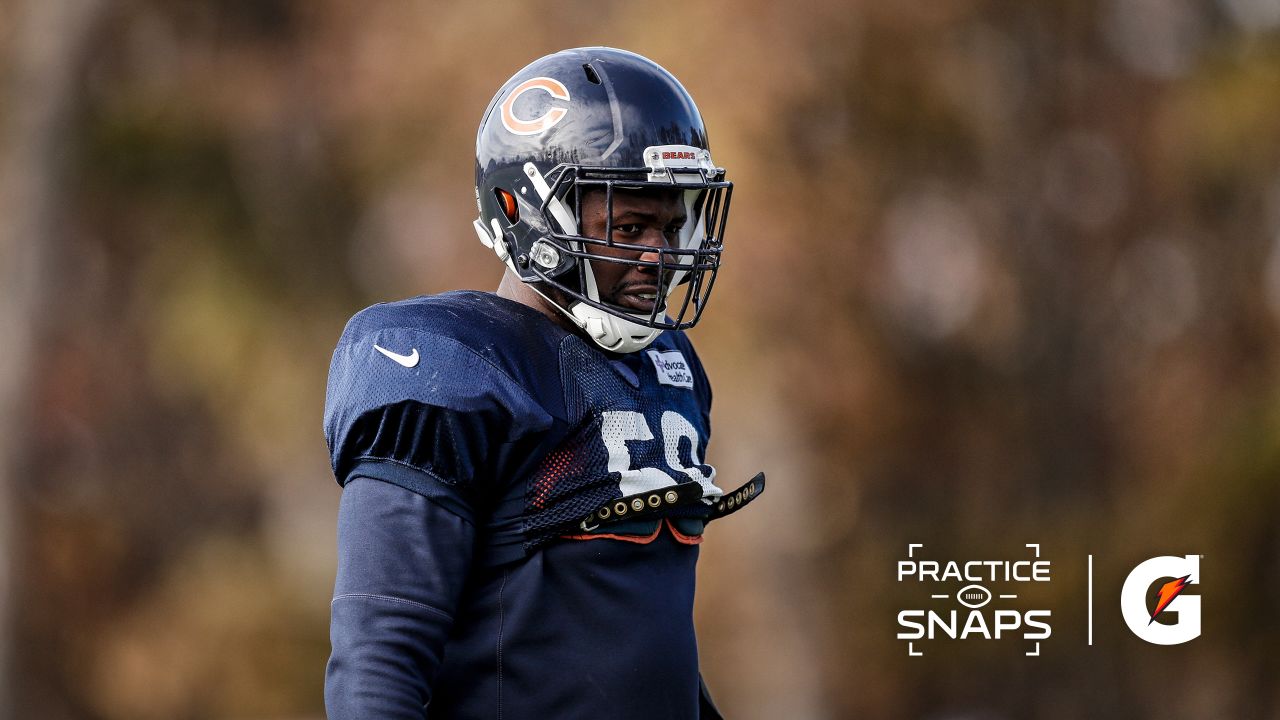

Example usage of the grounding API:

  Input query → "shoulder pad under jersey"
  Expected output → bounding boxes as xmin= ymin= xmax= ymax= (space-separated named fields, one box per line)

xmin=323 ymin=294 xmax=558 ymax=484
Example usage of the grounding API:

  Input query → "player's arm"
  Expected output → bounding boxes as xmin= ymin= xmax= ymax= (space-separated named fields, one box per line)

xmin=323 ymin=396 xmax=490 ymax=718
xmin=325 ymin=473 xmax=475 ymax=719
xmin=321 ymin=318 xmax=549 ymax=718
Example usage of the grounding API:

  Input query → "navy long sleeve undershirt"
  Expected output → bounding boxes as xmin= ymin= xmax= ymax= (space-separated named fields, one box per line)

xmin=326 ymin=476 xmax=474 ymax=719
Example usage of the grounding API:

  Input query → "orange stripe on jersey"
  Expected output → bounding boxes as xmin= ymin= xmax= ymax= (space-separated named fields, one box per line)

xmin=665 ymin=518 xmax=704 ymax=545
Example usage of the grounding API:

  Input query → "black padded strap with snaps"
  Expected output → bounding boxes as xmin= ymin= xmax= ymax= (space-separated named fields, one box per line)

xmin=572 ymin=481 xmax=704 ymax=532
xmin=706 ymin=472 xmax=765 ymax=522
xmin=555 ymin=471 xmax=766 ymax=534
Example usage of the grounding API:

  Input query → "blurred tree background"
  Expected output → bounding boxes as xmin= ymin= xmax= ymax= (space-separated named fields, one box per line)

xmin=1 ymin=0 xmax=1278 ymax=718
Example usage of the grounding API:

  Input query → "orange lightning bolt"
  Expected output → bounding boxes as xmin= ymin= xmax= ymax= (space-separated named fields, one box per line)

xmin=1149 ymin=574 xmax=1192 ymax=624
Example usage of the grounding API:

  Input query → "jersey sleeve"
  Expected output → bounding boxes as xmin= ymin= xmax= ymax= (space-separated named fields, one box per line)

xmin=323 ymin=305 xmax=553 ymax=518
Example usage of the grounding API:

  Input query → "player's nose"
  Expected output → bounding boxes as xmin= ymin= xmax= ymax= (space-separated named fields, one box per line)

xmin=637 ymin=224 xmax=678 ymax=254
xmin=632 ymin=231 xmax=671 ymax=272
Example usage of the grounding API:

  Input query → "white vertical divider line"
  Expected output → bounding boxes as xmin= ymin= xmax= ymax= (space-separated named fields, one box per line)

xmin=1088 ymin=554 xmax=1094 ymax=646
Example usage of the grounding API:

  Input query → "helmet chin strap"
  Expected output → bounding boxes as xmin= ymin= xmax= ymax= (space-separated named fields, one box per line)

xmin=526 ymin=282 xmax=663 ymax=353
xmin=568 ymin=301 xmax=663 ymax=353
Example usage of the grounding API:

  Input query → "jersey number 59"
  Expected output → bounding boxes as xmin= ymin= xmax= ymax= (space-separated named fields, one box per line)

xmin=600 ymin=410 xmax=720 ymax=498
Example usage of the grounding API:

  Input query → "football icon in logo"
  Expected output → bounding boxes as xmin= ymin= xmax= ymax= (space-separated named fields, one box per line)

xmin=956 ymin=584 xmax=992 ymax=609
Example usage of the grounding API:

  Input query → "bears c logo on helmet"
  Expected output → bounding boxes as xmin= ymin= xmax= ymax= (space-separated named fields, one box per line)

xmin=500 ymin=77 xmax=571 ymax=136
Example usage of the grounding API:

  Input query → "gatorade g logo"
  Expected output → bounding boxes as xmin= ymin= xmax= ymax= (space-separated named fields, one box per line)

xmin=500 ymin=77 xmax=571 ymax=136
xmin=1120 ymin=555 xmax=1201 ymax=645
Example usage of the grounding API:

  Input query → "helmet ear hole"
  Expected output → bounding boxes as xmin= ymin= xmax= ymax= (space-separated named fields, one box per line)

xmin=495 ymin=188 xmax=519 ymax=223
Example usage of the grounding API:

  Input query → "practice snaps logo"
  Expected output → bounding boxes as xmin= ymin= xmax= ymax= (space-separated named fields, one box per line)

xmin=1120 ymin=554 xmax=1202 ymax=645
xmin=896 ymin=543 xmax=1052 ymax=657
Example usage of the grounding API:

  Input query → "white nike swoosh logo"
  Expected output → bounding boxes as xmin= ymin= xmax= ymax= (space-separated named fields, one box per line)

xmin=373 ymin=344 xmax=419 ymax=368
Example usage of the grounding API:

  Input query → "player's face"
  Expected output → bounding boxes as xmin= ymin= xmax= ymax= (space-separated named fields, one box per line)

xmin=579 ymin=188 xmax=687 ymax=315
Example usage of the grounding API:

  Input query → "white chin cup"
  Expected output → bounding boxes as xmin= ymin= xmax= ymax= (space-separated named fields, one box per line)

xmin=570 ymin=302 xmax=663 ymax=353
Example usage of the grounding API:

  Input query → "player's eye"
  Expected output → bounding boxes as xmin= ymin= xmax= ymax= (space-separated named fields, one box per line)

xmin=614 ymin=223 xmax=644 ymax=235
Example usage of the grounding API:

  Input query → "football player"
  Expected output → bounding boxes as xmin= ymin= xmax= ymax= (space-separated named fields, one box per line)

xmin=323 ymin=47 xmax=763 ymax=719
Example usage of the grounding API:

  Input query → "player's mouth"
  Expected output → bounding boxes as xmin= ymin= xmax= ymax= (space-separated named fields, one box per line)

xmin=614 ymin=285 xmax=664 ymax=314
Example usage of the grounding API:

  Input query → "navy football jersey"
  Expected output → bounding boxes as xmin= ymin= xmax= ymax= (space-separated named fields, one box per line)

xmin=323 ymin=291 xmax=727 ymax=719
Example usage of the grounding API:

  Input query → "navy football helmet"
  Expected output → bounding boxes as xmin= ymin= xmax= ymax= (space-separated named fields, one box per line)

xmin=474 ymin=47 xmax=731 ymax=353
